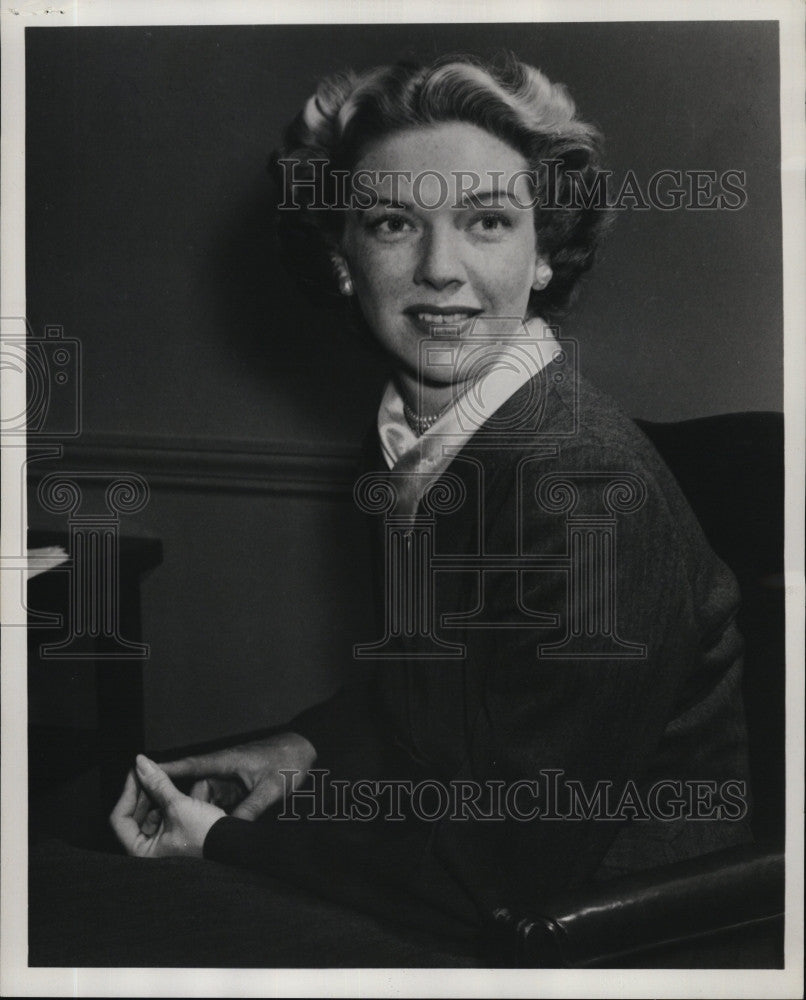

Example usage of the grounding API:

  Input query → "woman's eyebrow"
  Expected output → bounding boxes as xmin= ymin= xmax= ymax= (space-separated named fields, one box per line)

xmin=456 ymin=187 xmax=510 ymax=207
xmin=348 ymin=201 xmax=408 ymax=222
xmin=373 ymin=198 xmax=411 ymax=209
xmin=350 ymin=197 xmax=411 ymax=213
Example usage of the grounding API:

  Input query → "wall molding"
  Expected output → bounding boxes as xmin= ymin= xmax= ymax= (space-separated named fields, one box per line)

xmin=25 ymin=433 xmax=362 ymax=496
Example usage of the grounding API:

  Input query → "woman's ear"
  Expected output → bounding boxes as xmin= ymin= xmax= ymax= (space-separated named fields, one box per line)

xmin=331 ymin=253 xmax=354 ymax=297
xmin=532 ymin=257 xmax=553 ymax=291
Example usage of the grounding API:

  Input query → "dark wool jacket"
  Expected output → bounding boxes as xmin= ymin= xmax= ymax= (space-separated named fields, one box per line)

xmin=204 ymin=361 xmax=753 ymax=944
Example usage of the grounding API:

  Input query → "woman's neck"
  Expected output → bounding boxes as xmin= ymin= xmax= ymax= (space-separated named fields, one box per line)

xmin=395 ymin=369 xmax=467 ymax=420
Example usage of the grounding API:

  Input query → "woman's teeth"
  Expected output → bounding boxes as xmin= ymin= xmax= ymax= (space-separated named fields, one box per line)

xmin=415 ymin=313 xmax=475 ymax=325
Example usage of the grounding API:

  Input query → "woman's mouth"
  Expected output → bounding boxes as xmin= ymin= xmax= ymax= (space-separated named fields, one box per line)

xmin=404 ymin=306 xmax=482 ymax=335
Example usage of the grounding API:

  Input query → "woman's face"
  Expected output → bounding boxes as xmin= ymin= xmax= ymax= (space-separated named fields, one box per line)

xmin=340 ymin=122 xmax=548 ymax=394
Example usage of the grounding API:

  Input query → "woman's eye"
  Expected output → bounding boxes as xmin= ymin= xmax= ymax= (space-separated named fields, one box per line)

xmin=367 ymin=215 xmax=415 ymax=239
xmin=470 ymin=212 xmax=513 ymax=234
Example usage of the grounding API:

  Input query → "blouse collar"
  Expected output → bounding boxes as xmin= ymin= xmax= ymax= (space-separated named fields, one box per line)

xmin=378 ymin=319 xmax=559 ymax=473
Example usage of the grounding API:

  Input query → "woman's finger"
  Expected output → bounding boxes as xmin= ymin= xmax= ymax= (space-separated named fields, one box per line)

xmin=186 ymin=775 xmax=244 ymax=811
xmin=110 ymin=769 xmax=138 ymax=820
xmin=132 ymin=786 xmax=152 ymax=826
xmin=134 ymin=755 xmax=181 ymax=812
xmin=160 ymin=750 xmax=236 ymax=782
xmin=230 ymin=779 xmax=280 ymax=821
xmin=141 ymin=807 xmax=162 ymax=838
xmin=189 ymin=779 xmax=212 ymax=802
xmin=109 ymin=770 xmax=144 ymax=852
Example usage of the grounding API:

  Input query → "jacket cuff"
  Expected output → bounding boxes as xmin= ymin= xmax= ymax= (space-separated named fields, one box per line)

xmin=203 ymin=815 xmax=262 ymax=868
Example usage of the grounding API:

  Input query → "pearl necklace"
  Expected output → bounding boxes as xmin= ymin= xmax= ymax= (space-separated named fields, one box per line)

xmin=403 ymin=400 xmax=451 ymax=437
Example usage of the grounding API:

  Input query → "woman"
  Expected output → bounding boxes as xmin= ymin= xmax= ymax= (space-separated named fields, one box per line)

xmin=110 ymin=54 xmax=753 ymax=950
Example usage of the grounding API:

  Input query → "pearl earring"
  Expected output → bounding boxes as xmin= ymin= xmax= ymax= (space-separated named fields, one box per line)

xmin=332 ymin=255 xmax=354 ymax=297
xmin=533 ymin=262 xmax=553 ymax=290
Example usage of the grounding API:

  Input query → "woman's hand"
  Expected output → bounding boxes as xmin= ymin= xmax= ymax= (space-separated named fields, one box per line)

xmin=159 ymin=731 xmax=318 ymax=820
xmin=110 ymin=755 xmax=226 ymax=858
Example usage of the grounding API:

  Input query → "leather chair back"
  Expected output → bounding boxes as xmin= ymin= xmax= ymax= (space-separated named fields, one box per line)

xmin=636 ymin=412 xmax=785 ymax=841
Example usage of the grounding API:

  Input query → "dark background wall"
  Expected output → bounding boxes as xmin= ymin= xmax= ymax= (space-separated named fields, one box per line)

xmin=25 ymin=22 xmax=782 ymax=750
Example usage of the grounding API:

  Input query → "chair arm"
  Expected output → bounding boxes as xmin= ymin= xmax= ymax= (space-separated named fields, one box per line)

xmin=487 ymin=842 xmax=784 ymax=967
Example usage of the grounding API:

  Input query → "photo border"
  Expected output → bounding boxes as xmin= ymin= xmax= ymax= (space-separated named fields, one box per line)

xmin=2 ymin=1 xmax=803 ymax=997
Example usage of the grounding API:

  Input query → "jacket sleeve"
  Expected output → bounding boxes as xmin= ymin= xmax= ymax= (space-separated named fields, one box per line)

xmin=286 ymin=679 xmax=384 ymax=767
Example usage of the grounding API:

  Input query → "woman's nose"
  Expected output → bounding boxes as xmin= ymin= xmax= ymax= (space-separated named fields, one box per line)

xmin=413 ymin=228 xmax=465 ymax=290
